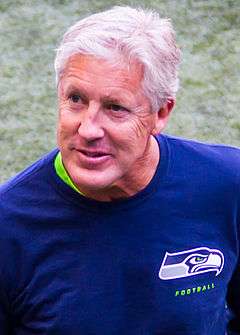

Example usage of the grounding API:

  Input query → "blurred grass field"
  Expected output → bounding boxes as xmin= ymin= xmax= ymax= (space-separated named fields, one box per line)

xmin=0 ymin=0 xmax=239 ymax=183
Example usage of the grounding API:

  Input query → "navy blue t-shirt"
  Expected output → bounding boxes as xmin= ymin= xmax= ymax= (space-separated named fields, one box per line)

xmin=0 ymin=134 xmax=240 ymax=334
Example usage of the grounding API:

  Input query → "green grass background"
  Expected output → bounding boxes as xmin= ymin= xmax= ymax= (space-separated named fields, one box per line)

xmin=0 ymin=0 xmax=239 ymax=183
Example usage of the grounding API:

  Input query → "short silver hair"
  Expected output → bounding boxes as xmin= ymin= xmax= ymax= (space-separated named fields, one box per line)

xmin=54 ymin=6 xmax=181 ymax=112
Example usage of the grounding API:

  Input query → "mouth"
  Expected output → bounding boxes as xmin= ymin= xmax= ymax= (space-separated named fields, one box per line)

xmin=191 ymin=264 xmax=219 ymax=273
xmin=80 ymin=150 xmax=110 ymax=158
xmin=75 ymin=149 xmax=112 ymax=166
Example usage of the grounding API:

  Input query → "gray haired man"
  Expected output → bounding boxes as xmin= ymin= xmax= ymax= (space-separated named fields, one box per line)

xmin=0 ymin=6 xmax=239 ymax=334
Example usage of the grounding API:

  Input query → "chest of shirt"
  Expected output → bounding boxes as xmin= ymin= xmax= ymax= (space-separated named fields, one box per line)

xmin=11 ymin=206 xmax=236 ymax=335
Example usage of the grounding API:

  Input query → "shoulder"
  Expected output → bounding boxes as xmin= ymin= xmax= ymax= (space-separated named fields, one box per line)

xmin=0 ymin=149 xmax=58 ymax=198
xmin=0 ymin=149 xmax=59 ymax=226
xmin=158 ymin=134 xmax=240 ymax=193
xmin=161 ymin=134 xmax=240 ymax=171
xmin=162 ymin=133 xmax=240 ymax=156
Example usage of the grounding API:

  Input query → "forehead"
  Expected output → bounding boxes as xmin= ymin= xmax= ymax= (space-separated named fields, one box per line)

xmin=60 ymin=54 xmax=144 ymax=96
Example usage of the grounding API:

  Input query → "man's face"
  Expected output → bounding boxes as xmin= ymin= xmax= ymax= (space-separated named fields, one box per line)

xmin=57 ymin=54 xmax=167 ymax=197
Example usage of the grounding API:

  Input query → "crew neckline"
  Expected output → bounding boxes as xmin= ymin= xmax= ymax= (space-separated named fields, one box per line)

xmin=54 ymin=151 xmax=85 ymax=195
xmin=48 ymin=134 xmax=170 ymax=212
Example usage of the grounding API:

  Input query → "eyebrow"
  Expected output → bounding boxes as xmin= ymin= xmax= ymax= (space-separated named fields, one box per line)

xmin=64 ymin=85 xmax=88 ymax=100
xmin=101 ymin=97 xmax=124 ymax=105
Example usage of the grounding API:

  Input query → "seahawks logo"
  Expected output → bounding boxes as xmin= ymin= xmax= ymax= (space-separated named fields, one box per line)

xmin=159 ymin=247 xmax=224 ymax=280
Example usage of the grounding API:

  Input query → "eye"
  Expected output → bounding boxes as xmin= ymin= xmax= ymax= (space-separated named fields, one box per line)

xmin=195 ymin=257 xmax=204 ymax=262
xmin=105 ymin=103 xmax=128 ymax=113
xmin=69 ymin=94 xmax=82 ymax=103
xmin=188 ymin=255 xmax=208 ymax=264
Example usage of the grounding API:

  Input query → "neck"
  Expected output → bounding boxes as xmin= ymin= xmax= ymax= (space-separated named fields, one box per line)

xmin=79 ymin=135 xmax=160 ymax=202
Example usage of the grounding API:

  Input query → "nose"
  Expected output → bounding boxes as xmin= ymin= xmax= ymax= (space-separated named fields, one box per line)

xmin=77 ymin=101 xmax=104 ymax=141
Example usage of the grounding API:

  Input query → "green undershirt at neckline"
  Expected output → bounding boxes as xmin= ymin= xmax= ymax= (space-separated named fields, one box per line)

xmin=54 ymin=151 xmax=85 ymax=196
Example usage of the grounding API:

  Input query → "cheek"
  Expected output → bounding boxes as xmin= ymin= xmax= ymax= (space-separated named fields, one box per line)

xmin=108 ymin=119 xmax=148 ymax=156
xmin=58 ymin=101 xmax=80 ymax=133
xmin=123 ymin=114 xmax=152 ymax=141
xmin=57 ymin=114 xmax=78 ymax=148
xmin=109 ymin=116 xmax=154 ymax=163
xmin=57 ymin=122 xmax=68 ymax=149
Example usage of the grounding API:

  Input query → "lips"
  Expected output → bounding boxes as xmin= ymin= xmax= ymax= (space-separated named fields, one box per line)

xmin=80 ymin=150 xmax=109 ymax=158
xmin=74 ymin=148 xmax=112 ymax=167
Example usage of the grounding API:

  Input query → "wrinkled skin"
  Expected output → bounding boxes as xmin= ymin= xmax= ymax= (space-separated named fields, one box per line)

xmin=57 ymin=54 xmax=174 ymax=201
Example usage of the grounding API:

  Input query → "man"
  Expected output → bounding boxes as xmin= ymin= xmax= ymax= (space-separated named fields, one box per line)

xmin=0 ymin=6 xmax=239 ymax=334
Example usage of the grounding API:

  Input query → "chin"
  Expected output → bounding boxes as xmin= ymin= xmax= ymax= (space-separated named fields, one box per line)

xmin=72 ymin=168 xmax=120 ymax=192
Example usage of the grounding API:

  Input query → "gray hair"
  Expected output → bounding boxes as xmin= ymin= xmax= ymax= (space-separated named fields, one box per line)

xmin=54 ymin=6 xmax=181 ymax=112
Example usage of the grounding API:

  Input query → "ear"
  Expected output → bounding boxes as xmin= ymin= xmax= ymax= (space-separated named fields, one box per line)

xmin=151 ymin=98 xmax=175 ymax=135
